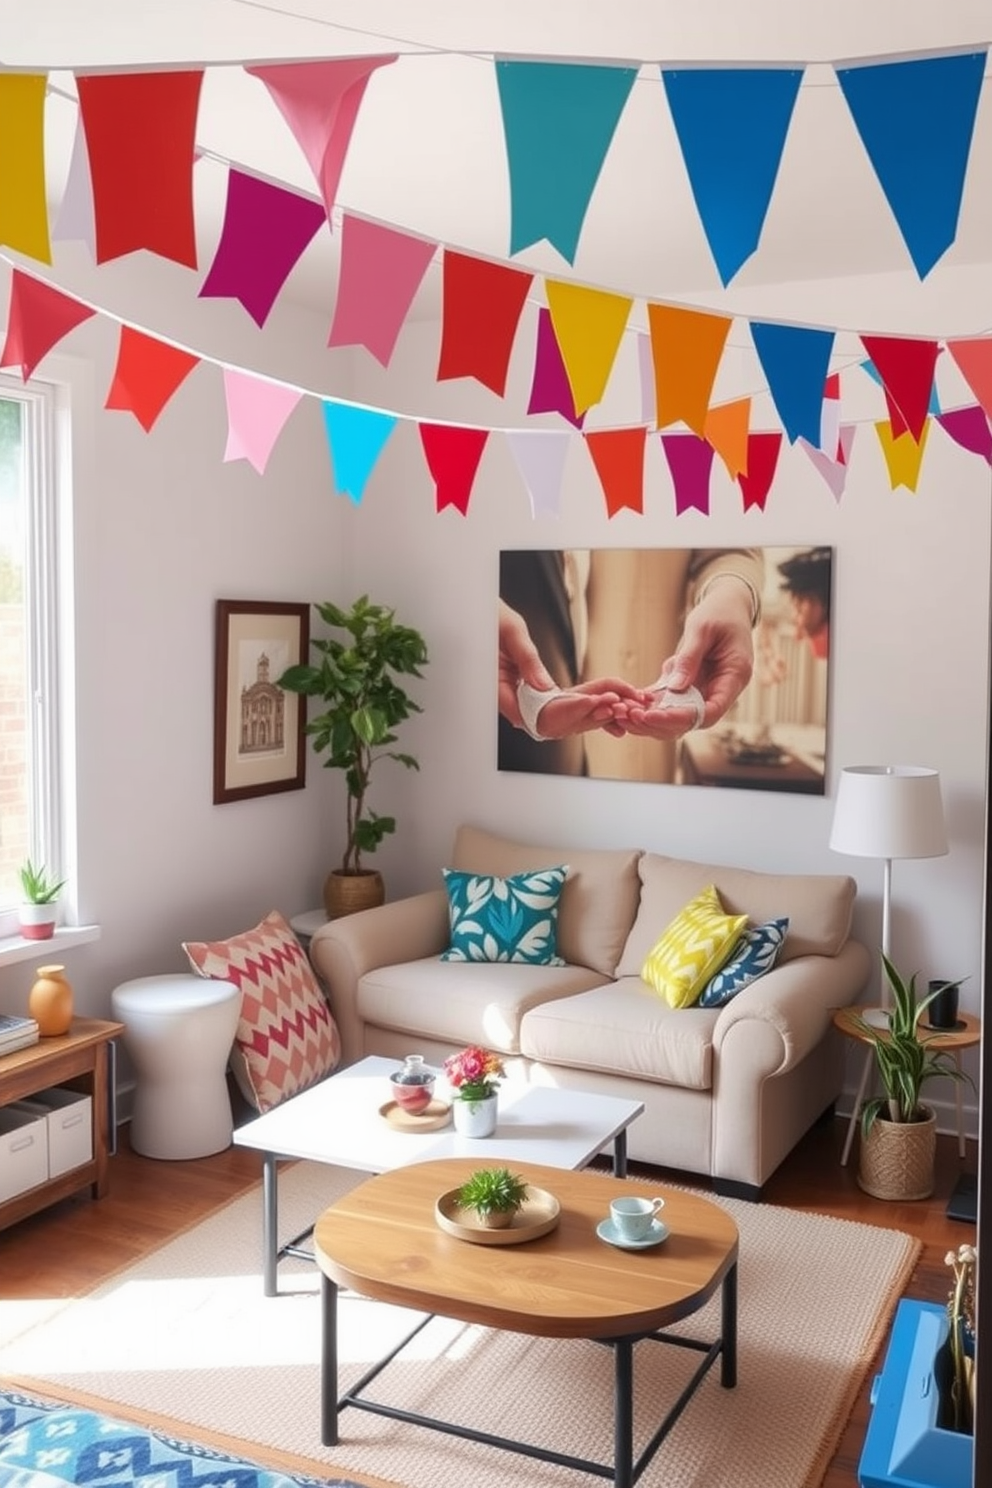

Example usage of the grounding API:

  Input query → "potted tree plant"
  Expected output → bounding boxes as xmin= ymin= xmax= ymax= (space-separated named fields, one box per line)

xmin=18 ymin=859 xmax=66 ymax=941
xmin=277 ymin=596 xmax=429 ymax=919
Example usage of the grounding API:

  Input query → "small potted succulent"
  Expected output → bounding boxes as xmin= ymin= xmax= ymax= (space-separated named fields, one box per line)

xmin=456 ymin=1167 xmax=529 ymax=1228
xmin=18 ymin=859 xmax=66 ymax=941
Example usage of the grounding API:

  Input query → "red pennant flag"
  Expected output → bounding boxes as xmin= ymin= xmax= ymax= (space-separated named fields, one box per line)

xmin=584 ymin=427 xmax=646 ymax=516
xmin=860 ymin=335 xmax=938 ymax=442
xmin=105 ymin=327 xmax=200 ymax=432
xmin=436 ymin=252 xmax=533 ymax=397
xmin=947 ymin=338 xmax=992 ymax=421
xmin=76 ymin=71 xmax=203 ymax=267
xmin=419 ymin=424 xmax=489 ymax=514
xmin=0 ymin=271 xmax=95 ymax=379
xmin=737 ymin=432 xmax=782 ymax=511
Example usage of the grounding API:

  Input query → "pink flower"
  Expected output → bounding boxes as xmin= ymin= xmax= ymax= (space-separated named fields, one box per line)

xmin=443 ymin=1044 xmax=505 ymax=1097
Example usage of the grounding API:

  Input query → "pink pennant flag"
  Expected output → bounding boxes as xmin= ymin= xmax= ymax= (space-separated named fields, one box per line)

xmin=246 ymin=58 xmax=396 ymax=219
xmin=660 ymin=432 xmax=715 ymax=515
xmin=419 ymin=423 xmax=490 ymax=514
xmin=505 ymin=429 xmax=571 ymax=518
xmin=799 ymin=425 xmax=857 ymax=501
xmin=527 ymin=307 xmax=584 ymax=427
xmin=328 ymin=215 xmax=435 ymax=365
xmin=222 ymin=369 xmax=303 ymax=474
xmin=937 ymin=404 xmax=992 ymax=463
xmin=200 ymin=170 xmax=327 ymax=328
xmin=0 ymin=270 xmax=95 ymax=379
xmin=52 ymin=115 xmax=96 ymax=254
xmin=637 ymin=332 xmax=656 ymax=426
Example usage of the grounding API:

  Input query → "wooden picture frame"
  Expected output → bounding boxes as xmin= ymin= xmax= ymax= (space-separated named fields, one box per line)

xmin=213 ymin=600 xmax=310 ymax=804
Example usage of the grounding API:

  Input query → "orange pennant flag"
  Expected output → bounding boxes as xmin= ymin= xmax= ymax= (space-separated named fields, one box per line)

xmin=105 ymin=327 xmax=200 ymax=432
xmin=947 ymin=338 xmax=992 ymax=421
xmin=704 ymin=398 xmax=751 ymax=478
xmin=545 ymin=280 xmax=632 ymax=416
xmin=0 ymin=75 xmax=51 ymax=263
xmin=436 ymin=252 xmax=533 ymax=397
xmin=584 ymin=427 xmax=646 ymax=516
xmin=874 ymin=418 xmax=931 ymax=491
xmin=647 ymin=304 xmax=731 ymax=435
xmin=0 ymin=271 xmax=95 ymax=379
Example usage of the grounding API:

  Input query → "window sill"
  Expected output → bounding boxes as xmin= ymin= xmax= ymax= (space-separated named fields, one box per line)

xmin=0 ymin=925 xmax=102 ymax=969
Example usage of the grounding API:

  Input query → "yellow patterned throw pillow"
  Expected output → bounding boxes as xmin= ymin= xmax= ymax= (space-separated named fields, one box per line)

xmin=640 ymin=885 xmax=749 ymax=1008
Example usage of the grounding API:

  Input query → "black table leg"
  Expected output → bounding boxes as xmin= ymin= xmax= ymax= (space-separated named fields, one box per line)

xmin=721 ymin=1262 xmax=738 ymax=1388
xmin=613 ymin=1128 xmax=628 ymax=1178
xmin=613 ymin=1336 xmax=634 ymax=1488
xmin=321 ymin=1275 xmax=339 ymax=1446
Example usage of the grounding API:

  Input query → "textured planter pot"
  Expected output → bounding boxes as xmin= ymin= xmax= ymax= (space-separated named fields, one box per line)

xmin=324 ymin=869 xmax=385 ymax=919
xmin=452 ymin=1093 xmax=498 ymax=1138
xmin=858 ymin=1106 xmax=937 ymax=1201
xmin=478 ymin=1209 xmax=514 ymax=1229
xmin=18 ymin=902 xmax=58 ymax=941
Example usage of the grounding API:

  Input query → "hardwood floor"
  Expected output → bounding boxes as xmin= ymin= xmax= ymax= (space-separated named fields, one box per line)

xmin=0 ymin=1111 xmax=977 ymax=1488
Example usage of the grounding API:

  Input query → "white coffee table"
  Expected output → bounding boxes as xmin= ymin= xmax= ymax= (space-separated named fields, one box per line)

xmin=234 ymin=1055 xmax=644 ymax=1295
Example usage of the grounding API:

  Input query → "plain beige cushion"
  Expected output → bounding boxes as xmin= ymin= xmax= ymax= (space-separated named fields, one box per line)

xmin=616 ymin=852 xmax=857 ymax=977
xmin=450 ymin=824 xmax=642 ymax=977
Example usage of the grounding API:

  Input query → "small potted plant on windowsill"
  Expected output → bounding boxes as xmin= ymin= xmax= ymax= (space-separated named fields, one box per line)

xmin=18 ymin=859 xmax=66 ymax=941
xmin=455 ymin=1167 xmax=529 ymax=1229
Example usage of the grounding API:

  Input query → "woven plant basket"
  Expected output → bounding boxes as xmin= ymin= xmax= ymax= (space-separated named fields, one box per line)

xmin=857 ymin=1106 xmax=937 ymax=1201
xmin=324 ymin=868 xmax=385 ymax=919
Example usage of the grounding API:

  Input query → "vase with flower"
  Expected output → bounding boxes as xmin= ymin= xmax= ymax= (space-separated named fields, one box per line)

xmin=443 ymin=1045 xmax=505 ymax=1137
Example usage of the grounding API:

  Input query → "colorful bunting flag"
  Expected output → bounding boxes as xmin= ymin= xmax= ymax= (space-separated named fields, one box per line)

xmin=495 ymin=59 xmax=637 ymax=264
xmin=874 ymin=418 xmax=931 ymax=491
xmin=799 ymin=425 xmax=857 ymax=501
xmin=647 ymin=303 xmax=731 ymax=434
xmin=419 ymin=424 xmax=489 ymax=514
xmin=936 ymin=405 xmax=992 ymax=464
xmin=750 ymin=322 xmax=835 ymax=445
xmin=704 ymin=398 xmax=751 ymax=478
xmin=636 ymin=333 xmax=655 ymax=426
xmin=860 ymin=335 xmax=938 ymax=441
xmin=527 ymin=308 xmax=584 ymax=426
xmin=835 ymin=51 xmax=986 ymax=278
xmin=584 ymin=427 xmax=647 ymax=517
xmin=104 ymin=327 xmax=200 ymax=432
xmin=222 ymin=369 xmax=302 ymax=474
xmin=327 ymin=216 xmax=436 ymax=365
xmin=737 ymin=431 xmax=783 ymax=511
xmin=320 ymin=400 xmax=398 ymax=503
xmin=0 ymin=75 xmax=51 ymax=263
xmin=660 ymin=432 xmax=715 ymax=515
xmin=505 ymin=429 xmax=572 ymax=518
xmin=436 ymin=252 xmax=533 ymax=397
xmin=947 ymin=339 xmax=992 ymax=421
xmin=52 ymin=114 xmax=96 ymax=254
xmin=820 ymin=373 xmax=841 ymax=457
xmin=545 ymin=281 xmax=632 ymax=416
xmin=199 ymin=170 xmax=326 ymax=328
xmin=0 ymin=271 xmax=95 ymax=380
xmin=76 ymin=71 xmax=203 ymax=267
xmin=661 ymin=67 xmax=803 ymax=286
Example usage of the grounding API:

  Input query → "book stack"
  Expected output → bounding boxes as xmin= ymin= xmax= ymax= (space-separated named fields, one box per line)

xmin=0 ymin=1013 xmax=40 ymax=1056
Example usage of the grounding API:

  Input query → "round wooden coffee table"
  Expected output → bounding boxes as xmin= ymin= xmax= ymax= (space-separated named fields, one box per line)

xmin=314 ymin=1157 xmax=739 ymax=1488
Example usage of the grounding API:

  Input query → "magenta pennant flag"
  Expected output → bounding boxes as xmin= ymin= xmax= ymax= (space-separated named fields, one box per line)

xmin=52 ymin=115 xmax=96 ymax=255
xmin=328 ymin=215 xmax=435 ymax=364
xmin=527 ymin=307 xmax=584 ymax=427
xmin=222 ymin=368 xmax=303 ymax=474
xmin=799 ymin=425 xmax=857 ymax=500
xmin=200 ymin=170 xmax=326 ymax=328
xmin=505 ymin=429 xmax=571 ymax=518
xmin=246 ymin=58 xmax=396 ymax=218
xmin=660 ymin=432 xmax=715 ymax=515
xmin=937 ymin=404 xmax=992 ymax=463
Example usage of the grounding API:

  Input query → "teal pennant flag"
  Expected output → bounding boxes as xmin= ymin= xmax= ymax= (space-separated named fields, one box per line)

xmin=320 ymin=400 xmax=397 ymax=503
xmin=750 ymin=323 xmax=835 ymax=446
xmin=495 ymin=59 xmax=637 ymax=264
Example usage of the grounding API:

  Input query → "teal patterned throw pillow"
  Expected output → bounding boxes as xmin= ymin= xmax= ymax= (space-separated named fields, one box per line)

xmin=697 ymin=917 xmax=789 ymax=1007
xmin=441 ymin=866 xmax=568 ymax=965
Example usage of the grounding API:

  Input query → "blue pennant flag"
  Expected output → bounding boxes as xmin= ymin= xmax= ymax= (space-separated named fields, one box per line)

xmin=495 ymin=59 xmax=638 ymax=264
xmin=836 ymin=51 xmax=986 ymax=279
xmin=320 ymin=400 xmax=397 ymax=503
xmin=750 ymin=323 xmax=835 ymax=445
xmin=661 ymin=67 xmax=804 ymax=286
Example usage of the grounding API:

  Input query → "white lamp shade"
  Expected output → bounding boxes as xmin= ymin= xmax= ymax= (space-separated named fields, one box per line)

xmin=829 ymin=765 xmax=948 ymax=860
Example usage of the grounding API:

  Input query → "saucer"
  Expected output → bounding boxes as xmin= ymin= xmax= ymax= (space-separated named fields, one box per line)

xmin=596 ymin=1217 xmax=669 ymax=1250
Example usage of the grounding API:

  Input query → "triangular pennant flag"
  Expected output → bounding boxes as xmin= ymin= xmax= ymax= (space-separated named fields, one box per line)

xmin=495 ymin=59 xmax=637 ymax=264
xmin=750 ymin=322 xmax=835 ymax=444
xmin=419 ymin=424 xmax=490 ymax=514
xmin=505 ymin=429 xmax=572 ymax=518
xmin=704 ymin=398 xmax=751 ymax=479
xmin=53 ymin=114 xmax=96 ymax=254
xmin=76 ymin=71 xmax=203 ymax=267
xmin=0 ymin=75 xmax=51 ymax=263
xmin=835 ymin=51 xmax=986 ymax=278
xmin=320 ymin=400 xmax=398 ymax=504
xmin=860 ymin=335 xmax=938 ymax=442
xmin=947 ymin=339 xmax=992 ymax=421
xmin=874 ymin=418 xmax=931 ymax=491
xmin=246 ymin=58 xmax=396 ymax=219
xmin=328 ymin=216 xmax=435 ymax=365
xmin=0 ymin=271 xmax=95 ymax=380
xmin=647 ymin=303 xmax=731 ymax=434
xmin=199 ymin=170 xmax=326 ymax=328
xmin=937 ymin=405 xmax=992 ymax=464
xmin=436 ymin=252 xmax=533 ymax=397
xmin=737 ymin=431 xmax=783 ymax=511
xmin=799 ymin=424 xmax=857 ymax=501
xmin=104 ymin=327 xmax=200 ymax=432
xmin=661 ymin=67 xmax=803 ymax=285
xmin=545 ymin=281 xmax=632 ymax=416
xmin=527 ymin=307 xmax=584 ymax=427
xmin=222 ymin=369 xmax=302 ymax=475
xmin=660 ymin=432 xmax=716 ymax=515
xmin=820 ymin=373 xmax=841 ymax=456
xmin=637 ymin=332 xmax=655 ymax=426
xmin=584 ymin=427 xmax=647 ymax=517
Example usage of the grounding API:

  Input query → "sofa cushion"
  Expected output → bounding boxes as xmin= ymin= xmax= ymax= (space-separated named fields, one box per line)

xmin=451 ymin=825 xmax=642 ymax=976
xmin=698 ymin=916 xmax=790 ymax=1007
xmin=441 ymin=865 xmax=567 ymax=965
xmin=616 ymin=853 xmax=857 ymax=976
xmin=640 ymin=886 xmax=749 ymax=1008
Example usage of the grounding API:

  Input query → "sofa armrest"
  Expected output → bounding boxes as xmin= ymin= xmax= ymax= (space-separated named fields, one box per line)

xmin=308 ymin=889 xmax=450 ymax=1065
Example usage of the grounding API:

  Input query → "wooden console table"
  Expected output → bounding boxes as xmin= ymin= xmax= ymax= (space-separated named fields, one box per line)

xmin=0 ymin=1016 xmax=122 ymax=1231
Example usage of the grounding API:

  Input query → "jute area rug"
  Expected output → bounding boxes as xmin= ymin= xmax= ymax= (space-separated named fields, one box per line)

xmin=0 ymin=1161 xmax=919 ymax=1488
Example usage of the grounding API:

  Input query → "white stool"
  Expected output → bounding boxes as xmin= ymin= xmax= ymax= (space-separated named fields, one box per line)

xmin=111 ymin=974 xmax=241 ymax=1160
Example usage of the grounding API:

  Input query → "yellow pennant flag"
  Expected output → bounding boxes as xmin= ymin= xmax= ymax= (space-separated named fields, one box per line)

xmin=545 ymin=280 xmax=632 ymax=416
xmin=0 ymin=75 xmax=51 ymax=264
xmin=875 ymin=418 xmax=931 ymax=491
xmin=704 ymin=398 xmax=751 ymax=478
xmin=648 ymin=303 xmax=731 ymax=434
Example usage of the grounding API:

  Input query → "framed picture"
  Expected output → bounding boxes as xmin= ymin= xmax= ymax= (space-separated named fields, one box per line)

xmin=213 ymin=600 xmax=310 ymax=804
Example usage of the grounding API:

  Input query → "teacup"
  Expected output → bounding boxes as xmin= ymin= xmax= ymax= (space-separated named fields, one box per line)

xmin=609 ymin=1195 xmax=665 ymax=1240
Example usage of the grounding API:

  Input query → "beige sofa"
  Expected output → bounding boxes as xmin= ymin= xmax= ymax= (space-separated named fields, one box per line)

xmin=308 ymin=825 xmax=871 ymax=1197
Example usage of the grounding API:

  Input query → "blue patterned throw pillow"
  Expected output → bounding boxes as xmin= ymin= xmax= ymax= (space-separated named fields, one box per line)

xmin=441 ymin=866 xmax=568 ymax=964
xmin=697 ymin=917 xmax=790 ymax=1008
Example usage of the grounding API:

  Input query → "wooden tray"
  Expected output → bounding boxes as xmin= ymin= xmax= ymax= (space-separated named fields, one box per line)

xmin=379 ymin=1098 xmax=451 ymax=1133
xmin=435 ymin=1185 xmax=560 ymax=1245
